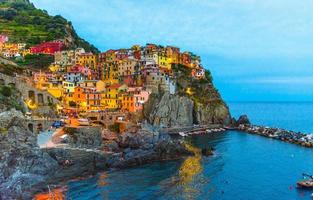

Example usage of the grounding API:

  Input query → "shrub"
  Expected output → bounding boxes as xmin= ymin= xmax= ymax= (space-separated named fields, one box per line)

xmin=1 ymin=86 xmax=12 ymax=97
xmin=108 ymin=123 xmax=120 ymax=133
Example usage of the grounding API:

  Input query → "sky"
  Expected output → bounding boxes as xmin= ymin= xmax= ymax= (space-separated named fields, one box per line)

xmin=31 ymin=0 xmax=313 ymax=102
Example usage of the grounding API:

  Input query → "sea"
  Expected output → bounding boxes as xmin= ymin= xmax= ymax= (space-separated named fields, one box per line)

xmin=63 ymin=102 xmax=313 ymax=200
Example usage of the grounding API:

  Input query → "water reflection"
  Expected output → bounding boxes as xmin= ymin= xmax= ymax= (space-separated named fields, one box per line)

xmin=34 ymin=188 xmax=65 ymax=200
xmin=178 ymin=143 xmax=203 ymax=199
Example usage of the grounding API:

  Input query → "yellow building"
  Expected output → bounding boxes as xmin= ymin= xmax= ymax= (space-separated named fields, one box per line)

xmin=166 ymin=46 xmax=180 ymax=64
xmin=47 ymin=83 xmax=63 ymax=98
xmin=76 ymin=53 xmax=97 ymax=69
xmin=157 ymin=51 xmax=172 ymax=71
xmin=103 ymin=61 xmax=119 ymax=84
xmin=49 ymin=63 xmax=62 ymax=73
xmin=101 ymin=84 xmax=127 ymax=109
xmin=79 ymin=80 xmax=106 ymax=92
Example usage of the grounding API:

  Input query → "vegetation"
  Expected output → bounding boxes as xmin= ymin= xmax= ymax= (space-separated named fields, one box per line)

xmin=0 ymin=0 xmax=99 ymax=53
xmin=0 ymin=63 xmax=25 ymax=76
xmin=0 ymin=85 xmax=11 ymax=96
xmin=0 ymin=85 xmax=24 ymax=111
xmin=108 ymin=123 xmax=120 ymax=133
xmin=15 ymin=54 xmax=54 ymax=69
xmin=171 ymin=63 xmax=222 ymax=105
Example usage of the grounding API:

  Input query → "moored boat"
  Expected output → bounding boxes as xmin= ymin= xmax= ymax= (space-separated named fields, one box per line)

xmin=297 ymin=180 xmax=313 ymax=188
xmin=297 ymin=173 xmax=313 ymax=188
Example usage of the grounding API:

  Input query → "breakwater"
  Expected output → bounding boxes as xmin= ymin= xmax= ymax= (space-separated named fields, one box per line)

xmin=237 ymin=124 xmax=313 ymax=148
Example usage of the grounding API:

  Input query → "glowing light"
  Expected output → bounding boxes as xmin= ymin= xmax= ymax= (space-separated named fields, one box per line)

xmin=186 ymin=87 xmax=193 ymax=95
xmin=26 ymin=99 xmax=37 ymax=110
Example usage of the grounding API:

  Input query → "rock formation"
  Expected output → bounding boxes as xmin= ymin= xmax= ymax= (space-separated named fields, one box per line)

xmin=144 ymin=92 xmax=231 ymax=128
xmin=0 ymin=109 xmax=58 ymax=199
xmin=236 ymin=115 xmax=251 ymax=126
xmin=144 ymin=93 xmax=194 ymax=127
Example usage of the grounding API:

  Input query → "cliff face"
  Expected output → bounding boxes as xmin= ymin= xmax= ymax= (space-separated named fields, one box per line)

xmin=193 ymin=101 xmax=230 ymax=125
xmin=144 ymin=93 xmax=194 ymax=127
xmin=144 ymin=64 xmax=231 ymax=127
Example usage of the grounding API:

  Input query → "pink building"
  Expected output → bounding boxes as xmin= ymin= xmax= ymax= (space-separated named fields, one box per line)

xmin=68 ymin=65 xmax=91 ymax=77
xmin=121 ymin=87 xmax=151 ymax=112
xmin=0 ymin=35 xmax=8 ymax=44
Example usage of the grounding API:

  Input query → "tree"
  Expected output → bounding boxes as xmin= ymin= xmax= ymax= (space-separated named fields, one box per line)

xmin=1 ymin=86 xmax=12 ymax=97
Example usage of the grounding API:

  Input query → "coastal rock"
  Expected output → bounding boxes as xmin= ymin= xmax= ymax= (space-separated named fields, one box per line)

xmin=144 ymin=92 xmax=231 ymax=128
xmin=201 ymin=148 xmax=214 ymax=156
xmin=0 ymin=109 xmax=24 ymax=129
xmin=103 ymin=140 xmax=119 ymax=152
xmin=144 ymin=92 xmax=194 ymax=127
xmin=236 ymin=115 xmax=251 ymax=126
xmin=194 ymin=102 xmax=231 ymax=125
xmin=64 ymin=126 xmax=103 ymax=149
xmin=112 ymin=128 xmax=193 ymax=168
xmin=45 ymin=147 xmax=111 ymax=180
xmin=119 ymin=128 xmax=158 ymax=149
xmin=0 ymin=111 xmax=58 ymax=200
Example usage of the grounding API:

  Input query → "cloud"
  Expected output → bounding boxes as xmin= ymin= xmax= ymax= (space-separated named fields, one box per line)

xmin=30 ymin=0 xmax=313 ymax=101
xmin=31 ymin=0 xmax=313 ymax=58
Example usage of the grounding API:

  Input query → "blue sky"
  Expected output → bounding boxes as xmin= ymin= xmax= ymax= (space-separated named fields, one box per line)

xmin=31 ymin=0 xmax=313 ymax=102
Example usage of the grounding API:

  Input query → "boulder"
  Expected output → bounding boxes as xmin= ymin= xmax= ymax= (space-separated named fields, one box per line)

xmin=236 ymin=115 xmax=251 ymax=126
xmin=0 ymin=111 xmax=58 ymax=200
xmin=201 ymin=148 xmax=214 ymax=156
xmin=65 ymin=126 xmax=103 ymax=149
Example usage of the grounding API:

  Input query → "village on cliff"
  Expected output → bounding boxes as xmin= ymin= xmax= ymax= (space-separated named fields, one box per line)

xmin=0 ymin=34 xmax=208 ymax=132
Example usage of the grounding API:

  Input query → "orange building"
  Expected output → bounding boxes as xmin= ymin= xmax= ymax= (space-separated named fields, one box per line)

xmin=73 ymin=86 xmax=102 ymax=110
xmin=121 ymin=87 xmax=150 ymax=112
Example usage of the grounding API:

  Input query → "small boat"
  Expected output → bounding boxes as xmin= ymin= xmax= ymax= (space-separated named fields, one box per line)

xmin=297 ymin=173 xmax=313 ymax=188
xmin=297 ymin=180 xmax=313 ymax=188
xmin=179 ymin=132 xmax=187 ymax=137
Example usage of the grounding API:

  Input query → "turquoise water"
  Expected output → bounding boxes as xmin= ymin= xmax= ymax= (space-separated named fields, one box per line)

xmin=229 ymin=102 xmax=313 ymax=133
xmin=65 ymin=102 xmax=313 ymax=200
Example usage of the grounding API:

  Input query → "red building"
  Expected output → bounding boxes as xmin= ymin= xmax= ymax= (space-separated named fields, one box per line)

xmin=30 ymin=41 xmax=64 ymax=55
xmin=133 ymin=50 xmax=141 ymax=60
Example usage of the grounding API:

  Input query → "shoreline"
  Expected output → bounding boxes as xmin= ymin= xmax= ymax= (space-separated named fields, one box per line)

xmin=236 ymin=124 xmax=313 ymax=148
xmin=31 ymin=123 xmax=313 ymax=198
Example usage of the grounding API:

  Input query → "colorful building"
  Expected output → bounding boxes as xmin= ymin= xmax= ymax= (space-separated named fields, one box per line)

xmin=117 ymin=58 xmax=138 ymax=76
xmin=101 ymin=84 xmax=127 ymax=109
xmin=30 ymin=41 xmax=64 ymax=55
xmin=191 ymin=68 xmax=205 ymax=79
xmin=76 ymin=53 xmax=98 ymax=70
xmin=121 ymin=87 xmax=151 ymax=112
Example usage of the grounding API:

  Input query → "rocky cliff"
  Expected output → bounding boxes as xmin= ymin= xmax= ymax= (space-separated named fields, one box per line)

xmin=144 ymin=64 xmax=231 ymax=127
xmin=0 ymin=109 xmax=58 ymax=199
xmin=144 ymin=93 xmax=194 ymax=127
xmin=0 ymin=109 xmax=193 ymax=199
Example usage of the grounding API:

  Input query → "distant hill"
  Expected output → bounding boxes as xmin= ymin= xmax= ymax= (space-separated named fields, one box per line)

xmin=0 ymin=0 xmax=99 ymax=53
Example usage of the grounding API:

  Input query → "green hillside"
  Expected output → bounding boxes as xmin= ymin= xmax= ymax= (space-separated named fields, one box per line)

xmin=0 ymin=0 xmax=99 ymax=53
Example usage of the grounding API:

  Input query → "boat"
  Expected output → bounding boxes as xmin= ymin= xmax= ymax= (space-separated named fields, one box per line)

xmin=297 ymin=173 xmax=313 ymax=188
xmin=297 ymin=180 xmax=313 ymax=188
xmin=179 ymin=132 xmax=187 ymax=137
